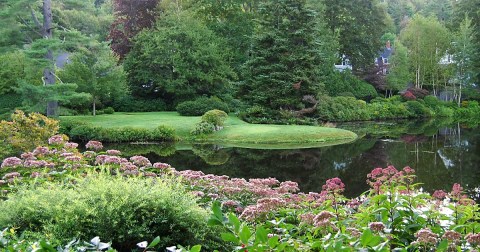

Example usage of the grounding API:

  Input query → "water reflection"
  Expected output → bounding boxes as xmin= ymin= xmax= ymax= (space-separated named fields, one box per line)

xmin=105 ymin=119 xmax=480 ymax=200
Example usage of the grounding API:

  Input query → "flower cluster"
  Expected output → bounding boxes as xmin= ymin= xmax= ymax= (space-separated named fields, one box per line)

xmin=313 ymin=211 xmax=335 ymax=228
xmin=413 ymin=228 xmax=438 ymax=246
xmin=48 ymin=135 xmax=66 ymax=145
xmin=366 ymin=165 xmax=415 ymax=194
xmin=369 ymin=222 xmax=385 ymax=232
xmin=1 ymin=157 xmax=23 ymax=168
xmin=130 ymin=155 xmax=152 ymax=167
xmin=153 ymin=162 xmax=171 ymax=169
xmin=322 ymin=177 xmax=345 ymax=195
xmin=466 ymin=233 xmax=480 ymax=246
xmin=85 ymin=140 xmax=103 ymax=151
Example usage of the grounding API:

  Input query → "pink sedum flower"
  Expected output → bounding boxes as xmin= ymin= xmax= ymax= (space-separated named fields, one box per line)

xmin=1 ymin=157 xmax=23 ymax=168
xmin=85 ymin=140 xmax=103 ymax=151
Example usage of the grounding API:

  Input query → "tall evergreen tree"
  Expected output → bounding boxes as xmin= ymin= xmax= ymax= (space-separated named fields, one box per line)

xmin=241 ymin=0 xmax=334 ymax=111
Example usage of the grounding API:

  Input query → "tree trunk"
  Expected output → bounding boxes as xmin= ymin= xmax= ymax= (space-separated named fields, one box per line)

xmin=43 ymin=0 xmax=58 ymax=117
xmin=93 ymin=99 xmax=96 ymax=116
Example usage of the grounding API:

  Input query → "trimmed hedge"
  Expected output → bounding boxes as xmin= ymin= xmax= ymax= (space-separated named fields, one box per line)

xmin=176 ymin=97 xmax=229 ymax=116
xmin=63 ymin=123 xmax=177 ymax=143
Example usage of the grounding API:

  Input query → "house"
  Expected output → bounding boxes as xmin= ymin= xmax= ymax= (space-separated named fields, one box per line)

xmin=334 ymin=54 xmax=352 ymax=72
xmin=375 ymin=40 xmax=392 ymax=75
xmin=334 ymin=41 xmax=392 ymax=74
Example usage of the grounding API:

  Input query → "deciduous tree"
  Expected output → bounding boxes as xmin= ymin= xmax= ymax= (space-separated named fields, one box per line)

xmin=58 ymin=42 xmax=127 ymax=116
xmin=123 ymin=11 xmax=235 ymax=106
xmin=400 ymin=14 xmax=451 ymax=94
xmin=107 ymin=0 xmax=159 ymax=59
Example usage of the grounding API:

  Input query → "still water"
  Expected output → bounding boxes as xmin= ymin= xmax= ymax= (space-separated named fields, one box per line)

xmin=106 ymin=119 xmax=480 ymax=200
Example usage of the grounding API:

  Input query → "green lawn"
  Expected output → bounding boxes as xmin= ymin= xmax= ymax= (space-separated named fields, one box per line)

xmin=63 ymin=112 xmax=357 ymax=148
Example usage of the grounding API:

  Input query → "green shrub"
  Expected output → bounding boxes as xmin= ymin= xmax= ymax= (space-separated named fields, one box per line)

xmin=325 ymin=71 xmax=377 ymax=100
xmin=59 ymin=119 xmax=88 ymax=135
xmin=316 ymin=96 xmax=371 ymax=121
xmin=367 ymin=102 xmax=410 ymax=119
xmin=176 ymin=97 xmax=229 ymax=116
xmin=0 ymin=93 xmax=21 ymax=110
xmin=58 ymin=107 xmax=79 ymax=116
xmin=113 ymin=96 xmax=167 ymax=112
xmin=405 ymin=101 xmax=432 ymax=117
xmin=201 ymin=110 xmax=228 ymax=128
xmin=423 ymin=95 xmax=441 ymax=107
xmin=191 ymin=121 xmax=215 ymax=135
xmin=68 ymin=125 xmax=99 ymax=142
xmin=0 ymin=174 xmax=211 ymax=251
xmin=68 ymin=125 xmax=177 ymax=142
xmin=103 ymin=107 xmax=115 ymax=114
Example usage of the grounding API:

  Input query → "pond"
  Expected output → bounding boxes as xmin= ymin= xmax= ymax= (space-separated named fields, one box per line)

xmin=105 ymin=118 xmax=480 ymax=200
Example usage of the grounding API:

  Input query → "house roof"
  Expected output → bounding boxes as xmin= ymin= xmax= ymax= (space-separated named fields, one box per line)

xmin=381 ymin=47 xmax=392 ymax=59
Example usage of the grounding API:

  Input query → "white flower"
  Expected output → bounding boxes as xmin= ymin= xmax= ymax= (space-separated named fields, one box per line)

xmin=137 ymin=241 xmax=148 ymax=248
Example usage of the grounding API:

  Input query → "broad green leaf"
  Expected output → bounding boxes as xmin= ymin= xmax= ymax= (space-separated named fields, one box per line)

xmin=189 ymin=245 xmax=202 ymax=252
xmin=268 ymin=236 xmax=279 ymax=248
xmin=221 ymin=232 xmax=239 ymax=243
xmin=436 ymin=240 xmax=448 ymax=252
xmin=212 ymin=201 xmax=223 ymax=220
xmin=255 ymin=226 xmax=268 ymax=243
xmin=239 ymin=225 xmax=252 ymax=244
xmin=228 ymin=213 xmax=241 ymax=233
xmin=207 ymin=218 xmax=223 ymax=226
xmin=147 ymin=236 xmax=160 ymax=248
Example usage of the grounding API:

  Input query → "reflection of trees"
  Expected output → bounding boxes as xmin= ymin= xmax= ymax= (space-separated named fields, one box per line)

xmin=191 ymin=145 xmax=231 ymax=165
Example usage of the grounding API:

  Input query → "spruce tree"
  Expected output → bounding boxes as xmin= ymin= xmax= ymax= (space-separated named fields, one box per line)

xmin=241 ymin=0 xmax=332 ymax=111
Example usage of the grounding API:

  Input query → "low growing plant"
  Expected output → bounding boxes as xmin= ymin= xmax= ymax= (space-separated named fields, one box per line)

xmin=201 ymin=110 xmax=228 ymax=129
xmin=0 ymin=173 xmax=211 ymax=251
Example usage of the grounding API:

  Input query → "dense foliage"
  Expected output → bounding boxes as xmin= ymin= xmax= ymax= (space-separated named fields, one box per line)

xmin=0 ymin=174 xmax=211 ymax=251
xmin=176 ymin=97 xmax=230 ymax=116
xmin=124 ymin=11 xmax=235 ymax=106
xmin=240 ymin=0 xmax=332 ymax=111
xmin=0 ymin=0 xmax=479 ymax=121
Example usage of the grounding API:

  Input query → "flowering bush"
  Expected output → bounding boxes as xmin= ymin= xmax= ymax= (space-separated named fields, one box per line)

xmin=1 ymin=139 xmax=479 ymax=251
xmin=0 ymin=110 xmax=58 ymax=157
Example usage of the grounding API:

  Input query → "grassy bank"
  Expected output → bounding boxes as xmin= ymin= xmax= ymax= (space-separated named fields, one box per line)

xmin=62 ymin=112 xmax=357 ymax=146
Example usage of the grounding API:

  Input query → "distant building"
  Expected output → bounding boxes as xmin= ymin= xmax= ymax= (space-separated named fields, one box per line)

xmin=375 ymin=40 xmax=392 ymax=75
xmin=334 ymin=54 xmax=352 ymax=72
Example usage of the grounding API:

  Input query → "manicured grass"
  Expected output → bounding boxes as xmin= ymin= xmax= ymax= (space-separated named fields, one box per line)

xmin=63 ymin=112 xmax=357 ymax=147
